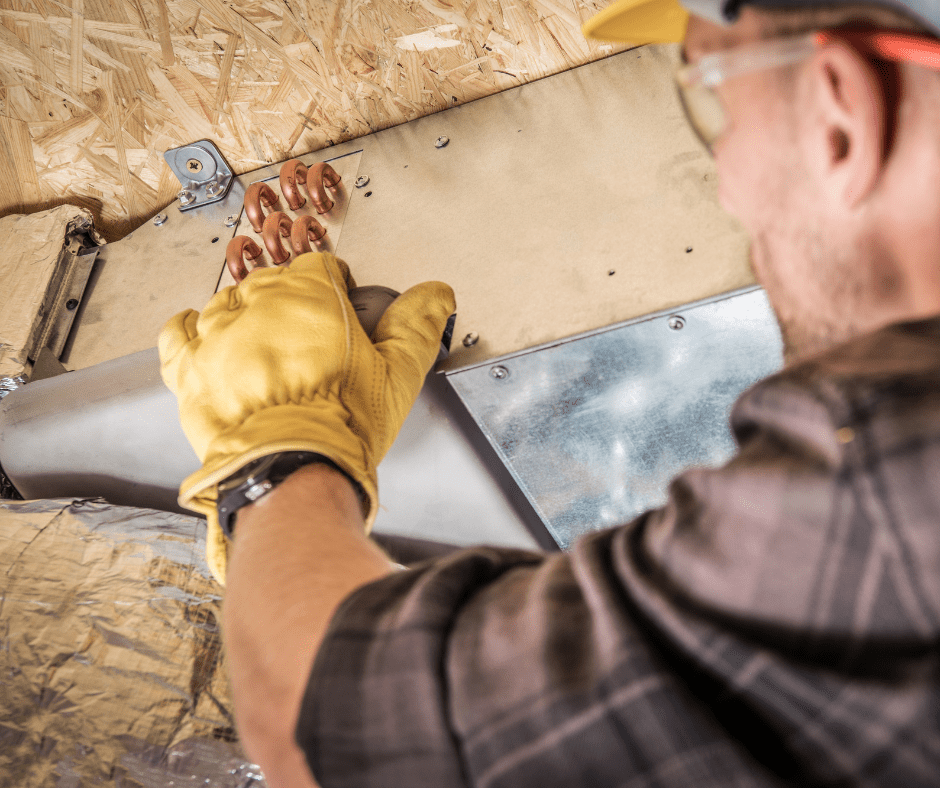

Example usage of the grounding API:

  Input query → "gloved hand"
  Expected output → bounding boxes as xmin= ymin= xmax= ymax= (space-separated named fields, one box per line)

xmin=158 ymin=252 xmax=456 ymax=585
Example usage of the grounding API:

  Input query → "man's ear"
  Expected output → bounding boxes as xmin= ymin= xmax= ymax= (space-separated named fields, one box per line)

xmin=803 ymin=39 xmax=888 ymax=208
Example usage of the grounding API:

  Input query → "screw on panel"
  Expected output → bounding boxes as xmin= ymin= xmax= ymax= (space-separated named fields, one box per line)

xmin=206 ymin=180 xmax=226 ymax=197
xmin=225 ymin=214 xmax=239 ymax=227
xmin=463 ymin=332 xmax=479 ymax=347
xmin=435 ymin=136 xmax=449 ymax=148
xmin=355 ymin=176 xmax=370 ymax=188
xmin=186 ymin=158 xmax=203 ymax=173
xmin=153 ymin=213 xmax=168 ymax=225
xmin=490 ymin=365 xmax=509 ymax=380
xmin=178 ymin=190 xmax=195 ymax=206
xmin=668 ymin=316 xmax=685 ymax=330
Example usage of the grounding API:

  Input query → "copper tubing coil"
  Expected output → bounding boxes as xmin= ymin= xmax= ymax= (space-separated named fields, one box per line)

xmin=279 ymin=159 xmax=342 ymax=213
xmin=244 ymin=182 xmax=279 ymax=233
xmin=226 ymin=236 xmax=264 ymax=284
xmin=290 ymin=215 xmax=328 ymax=255
xmin=261 ymin=211 xmax=294 ymax=264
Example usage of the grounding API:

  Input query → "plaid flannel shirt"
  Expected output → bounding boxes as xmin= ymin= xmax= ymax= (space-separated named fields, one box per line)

xmin=295 ymin=315 xmax=940 ymax=788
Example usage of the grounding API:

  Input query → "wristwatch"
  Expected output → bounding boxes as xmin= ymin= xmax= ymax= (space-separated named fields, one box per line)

xmin=216 ymin=451 xmax=352 ymax=539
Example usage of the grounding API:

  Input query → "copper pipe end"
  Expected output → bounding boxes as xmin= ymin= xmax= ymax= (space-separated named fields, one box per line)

xmin=244 ymin=182 xmax=279 ymax=233
xmin=279 ymin=159 xmax=308 ymax=211
xmin=261 ymin=211 xmax=294 ymax=264
xmin=307 ymin=162 xmax=342 ymax=214
xmin=226 ymin=236 xmax=264 ymax=283
xmin=290 ymin=215 xmax=327 ymax=255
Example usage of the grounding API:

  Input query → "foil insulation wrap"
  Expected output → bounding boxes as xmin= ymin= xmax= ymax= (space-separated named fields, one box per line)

xmin=0 ymin=498 xmax=267 ymax=787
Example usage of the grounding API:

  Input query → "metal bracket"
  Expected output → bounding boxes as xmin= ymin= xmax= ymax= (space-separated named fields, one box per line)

xmin=163 ymin=140 xmax=235 ymax=211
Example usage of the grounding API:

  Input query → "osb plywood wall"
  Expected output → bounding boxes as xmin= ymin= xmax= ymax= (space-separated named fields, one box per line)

xmin=0 ymin=0 xmax=629 ymax=241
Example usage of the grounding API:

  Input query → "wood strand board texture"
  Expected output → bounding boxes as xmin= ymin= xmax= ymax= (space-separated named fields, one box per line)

xmin=0 ymin=0 xmax=629 ymax=241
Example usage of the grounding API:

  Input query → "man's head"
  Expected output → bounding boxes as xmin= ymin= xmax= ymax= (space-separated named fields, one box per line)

xmin=586 ymin=1 xmax=940 ymax=367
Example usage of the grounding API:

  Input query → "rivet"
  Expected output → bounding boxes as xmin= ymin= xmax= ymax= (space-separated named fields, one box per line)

xmin=490 ymin=365 xmax=509 ymax=380
xmin=463 ymin=332 xmax=479 ymax=347
xmin=668 ymin=316 xmax=685 ymax=330
xmin=153 ymin=213 xmax=168 ymax=225
xmin=224 ymin=214 xmax=239 ymax=227
xmin=435 ymin=136 xmax=449 ymax=148
xmin=608 ymin=269 xmax=615 ymax=276
xmin=66 ymin=299 xmax=79 ymax=310
xmin=355 ymin=175 xmax=370 ymax=188
xmin=177 ymin=190 xmax=195 ymax=206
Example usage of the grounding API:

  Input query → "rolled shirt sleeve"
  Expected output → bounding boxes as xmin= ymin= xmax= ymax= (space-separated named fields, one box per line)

xmin=295 ymin=318 xmax=940 ymax=788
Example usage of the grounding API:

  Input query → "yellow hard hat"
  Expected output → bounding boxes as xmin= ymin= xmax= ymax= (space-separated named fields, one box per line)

xmin=582 ymin=0 xmax=690 ymax=44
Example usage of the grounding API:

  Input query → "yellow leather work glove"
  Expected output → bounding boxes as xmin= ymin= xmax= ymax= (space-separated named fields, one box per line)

xmin=158 ymin=252 xmax=456 ymax=586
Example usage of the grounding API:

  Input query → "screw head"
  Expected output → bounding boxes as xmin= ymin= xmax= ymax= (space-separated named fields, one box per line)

xmin=153 ymin=213 xmax=168 ymax=225
xmin=462 ymin=332 xmax=479 ymax=347
xmin=668 ymin=315 xmax=685 ymax=330
xmin=65 ymin=298 xmax=79 ymax=310
xmin=186 ymin=158 xmax=203 ymax=173
xmin=206 ymin=180 xmax=225 ymax=197
xmin=355 ymin=175 xmax=370 ymax=188
xmin=435 ymin=136 xmax=450 ymax=148
xmin=490 ymin=365 xmax=509 ymax=380
xmin=177 ymin=190 xmax=195 ymax=206
xmin=224 ymin=214 xmax=239 ymax=227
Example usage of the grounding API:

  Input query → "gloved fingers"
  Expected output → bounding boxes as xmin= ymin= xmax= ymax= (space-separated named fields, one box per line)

xmin=373 ymin=281 xmax=456 ymax=403
xmin=158 ymin=309 xmax=200 ymax=380
xmin=289 ymin=251 xmax=358 ymax=293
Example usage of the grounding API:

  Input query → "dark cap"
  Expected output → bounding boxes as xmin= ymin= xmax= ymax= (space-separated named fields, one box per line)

xmin=582 ymin=0 xmax=940 ymax=43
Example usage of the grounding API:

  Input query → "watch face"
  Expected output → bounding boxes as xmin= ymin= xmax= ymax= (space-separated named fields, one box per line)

xmin=217 ymin=454 xmax=279 ymax=494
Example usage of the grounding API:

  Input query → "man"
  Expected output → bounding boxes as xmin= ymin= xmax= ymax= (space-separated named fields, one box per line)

xmin=158 ymin=0 xmax=940 ymax=785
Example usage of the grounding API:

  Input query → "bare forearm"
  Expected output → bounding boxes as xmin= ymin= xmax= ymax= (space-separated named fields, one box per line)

xmin=222 ymin=463 xmax=395 ymax=787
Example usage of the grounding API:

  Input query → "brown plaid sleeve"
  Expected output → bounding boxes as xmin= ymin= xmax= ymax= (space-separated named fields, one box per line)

xmin=295 ymin=317 xmax=940 ymax=788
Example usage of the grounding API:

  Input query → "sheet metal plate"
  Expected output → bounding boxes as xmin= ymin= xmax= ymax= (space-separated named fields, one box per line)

xmin=63 ymin=152 xmax=361 ymax=370
xmin=446 ymin=286 xmax=784 ymax=548
xmin=65 ymin=46 xmax=752 ymax=372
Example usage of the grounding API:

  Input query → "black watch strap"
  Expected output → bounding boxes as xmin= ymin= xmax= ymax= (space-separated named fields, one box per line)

xmin=216 ymin=451 xmax=351 ymax=540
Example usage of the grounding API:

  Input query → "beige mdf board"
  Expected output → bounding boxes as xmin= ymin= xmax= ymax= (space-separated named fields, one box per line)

xmin=322 ymin=43 xmax=754 ymax=371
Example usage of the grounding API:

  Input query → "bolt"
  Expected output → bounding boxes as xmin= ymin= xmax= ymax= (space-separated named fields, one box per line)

xmin=153 ymin=213 xmax=168 ymax=225
xmin=224 ymin=214 xmax=239 ymax=227
xmin=463 ymin=332 xmax=479 ymax=347
xmin=66 ymin=298 xmax=79 ymax=310
xmin=668 ymin=316 xmax=685 ymax=330
xmin=186 ymin=158 xmax=203 ymax=172
xmin=435 ymin=136 xmax=449 ymax=148
xmin=206 ymin=180 xmax=225 ymax=197
xmin=355 ymin=175 xmax=370 ymax=188
xmin=178 ymin=190 xmax=195 ymax=206
xmin=490 ymin=365 xmax=509 ymax=380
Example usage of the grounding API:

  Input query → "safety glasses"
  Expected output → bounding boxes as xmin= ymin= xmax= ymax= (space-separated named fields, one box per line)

xmin=675 ymin=29 xmax=940 ymax=151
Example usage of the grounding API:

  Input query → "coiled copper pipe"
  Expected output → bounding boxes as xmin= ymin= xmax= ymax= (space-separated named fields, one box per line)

xmin=279 ymin=159 xmax=342 ymax=213
xmin=226 ymin=236 xmax=264 ymax=284
xmin=261 ymin=211 xmax=294 ymax=264
xmin=244 ymin=182 xmax=279 ymax=233
xmin=290 ymin=215 xmax=327 ymax=255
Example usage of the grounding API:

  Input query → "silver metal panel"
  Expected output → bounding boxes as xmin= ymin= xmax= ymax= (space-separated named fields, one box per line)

xmin=0 ymin=349 xmax=543 ymax=551
xmin=64 ymin=47 xmax=752 ymax=373
xmin=62 ymin=186 xmax=245 ymax=370
xmin=446 ymin=286 xmax=784 ymax=549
